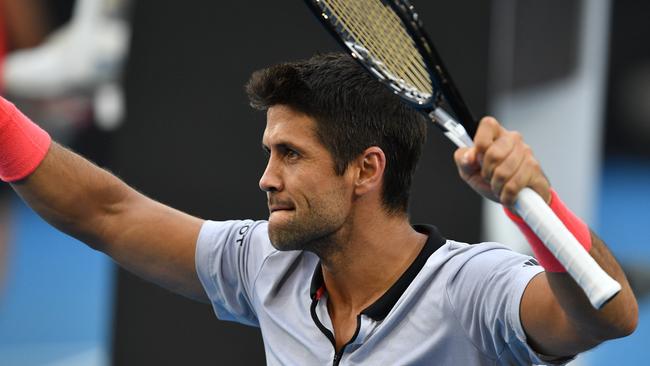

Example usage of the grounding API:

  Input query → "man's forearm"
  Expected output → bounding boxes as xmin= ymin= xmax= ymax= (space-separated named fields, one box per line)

xmin=11 ymin=142 xmax=136 ymax=250
xmin=521 ymin=230 xmax=638 ymax=357
xmin=546 ymin=231 xmax=638 ymax=341
xmin=1 ymin=98 xmax=206 ymax=300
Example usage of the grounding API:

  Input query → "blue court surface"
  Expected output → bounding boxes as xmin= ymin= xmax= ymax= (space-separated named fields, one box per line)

xmin=0 ymin=199 xmax=114 ymax=366
xmin=0 ymin=155 xmax=648 ymax=365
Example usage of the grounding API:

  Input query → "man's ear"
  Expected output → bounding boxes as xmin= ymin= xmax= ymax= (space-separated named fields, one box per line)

xmin=353 ymin=146 xmax=386 ymax=196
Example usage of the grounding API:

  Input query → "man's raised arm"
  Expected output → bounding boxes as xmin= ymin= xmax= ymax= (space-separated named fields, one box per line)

xmin=454 ymin=116 xmax=638 ymax=358
xmin=1 ymin=97 xmax=207 ymax=301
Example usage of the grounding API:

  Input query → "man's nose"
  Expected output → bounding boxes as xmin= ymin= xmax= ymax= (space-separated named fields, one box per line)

xmin=259 ymin=159 xmax=283 ymax=192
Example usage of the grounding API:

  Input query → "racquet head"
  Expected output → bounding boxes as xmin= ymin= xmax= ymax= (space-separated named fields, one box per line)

xmin=304 ymin=0 xmax=476 ymax=135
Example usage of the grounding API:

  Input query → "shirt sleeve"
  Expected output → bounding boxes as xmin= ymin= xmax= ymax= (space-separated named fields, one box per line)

xmin=445 ymin=242 xmax=571 ymax=365
xmin=195 ymin=219 xmax=276 ymax=327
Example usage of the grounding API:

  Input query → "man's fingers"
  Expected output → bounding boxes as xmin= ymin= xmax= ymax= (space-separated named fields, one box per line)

xmin=454 ymin=147 xmax=480 ymax=178
xmin=473 ymin=116 xmax=503 ymax=153
xmin=499 ymin=166 xmax=533 ymax=207
xmin=489 ymin=142 xmax=526 ymax=199
xmin=498 ymin=153 xmax=548 ymax=207
xmin=480 ymin=131 xmax=520 ymax=182
xmin=456 ymin=115 xmax=551 ymax=206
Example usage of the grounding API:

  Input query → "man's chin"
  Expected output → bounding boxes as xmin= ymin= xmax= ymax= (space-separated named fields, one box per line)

xmin=267 ymin=212 xmax=340 ymax=254
xmin=268 ymin=231 xmax=302 ymax=252
xmin=268 ymin=220 xmax=296 ymax=250
xmin=268 ymin=220 xmax=317 ymax=252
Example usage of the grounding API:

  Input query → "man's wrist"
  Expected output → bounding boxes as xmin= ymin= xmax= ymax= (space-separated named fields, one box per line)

xmin=504 ymin=189 xmax=592 ymax=272
xmin=0 ymin=97 xmax=52 ymax=182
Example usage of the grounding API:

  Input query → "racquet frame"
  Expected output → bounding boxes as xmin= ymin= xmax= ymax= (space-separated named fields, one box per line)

xmin=304 ymin=0 xmax=621 ymax=309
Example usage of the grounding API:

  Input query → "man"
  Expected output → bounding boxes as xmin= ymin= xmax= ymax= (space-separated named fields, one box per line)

xmin=0 ymin=53 xmax=638 ymax=365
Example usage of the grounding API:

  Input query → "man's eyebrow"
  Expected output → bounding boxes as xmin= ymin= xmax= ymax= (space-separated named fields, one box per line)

xmin=262 ymin=142 xmax=304 ymax=153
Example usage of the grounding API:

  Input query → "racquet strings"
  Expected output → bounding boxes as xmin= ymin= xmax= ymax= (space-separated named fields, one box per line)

xmin=321 ymin=0 xmax=433 ymax=100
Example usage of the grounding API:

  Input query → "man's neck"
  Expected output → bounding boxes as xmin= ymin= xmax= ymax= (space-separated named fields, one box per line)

xmin=318 ymin=213 xmax=428 ymax=316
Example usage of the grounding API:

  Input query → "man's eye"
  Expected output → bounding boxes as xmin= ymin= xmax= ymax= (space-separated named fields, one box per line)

xmin=286 ymin=149 xmax=299 ymax=159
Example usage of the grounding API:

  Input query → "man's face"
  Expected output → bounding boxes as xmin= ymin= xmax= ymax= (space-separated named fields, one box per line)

xmin=260 ymin=105 xmax=353 ymax=251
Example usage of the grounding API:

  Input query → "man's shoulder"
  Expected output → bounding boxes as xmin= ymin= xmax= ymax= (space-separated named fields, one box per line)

xmin=200 ymin=219 xmax=270 ymax=245
xmin=436 ymin=239 xmax=515 ymax=261
xmin=429 ymin=239 xmax=539 ymax=279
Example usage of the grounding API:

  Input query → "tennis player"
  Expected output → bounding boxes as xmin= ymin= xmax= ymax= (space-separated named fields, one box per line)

xmin=0 ymin=53 xmax=637 ymax=365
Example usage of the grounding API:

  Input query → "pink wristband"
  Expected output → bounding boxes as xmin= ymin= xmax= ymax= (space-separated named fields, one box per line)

xmin=504 ymin=189 xmax=592 ymax=272
xmin=0 ymin=97 xmax=51 ymax=182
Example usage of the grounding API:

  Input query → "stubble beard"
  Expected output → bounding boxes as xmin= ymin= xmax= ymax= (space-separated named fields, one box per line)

xmin=268 ymin=203 xmax=345 ymax=256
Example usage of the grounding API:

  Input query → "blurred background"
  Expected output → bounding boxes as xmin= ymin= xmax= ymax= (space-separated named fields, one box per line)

xmin=0 ymin=0 xmax=647 ymax=365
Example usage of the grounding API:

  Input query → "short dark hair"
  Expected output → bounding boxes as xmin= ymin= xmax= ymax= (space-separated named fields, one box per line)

xmin=246 ymin=53 xmax=427 ymax=214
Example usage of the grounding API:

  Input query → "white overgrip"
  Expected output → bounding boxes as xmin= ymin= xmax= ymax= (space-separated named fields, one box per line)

xmin=514 ymin=188 xmax=621 ymax=309
xmin=430 ymin=106 xmax=621 ymax=309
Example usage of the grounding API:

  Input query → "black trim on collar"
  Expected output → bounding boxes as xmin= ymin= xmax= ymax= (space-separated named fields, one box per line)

xmin=309 ymin=262 xmax=325 ymax=300
xmin=308 ymin=224 xmax=446 ymax=320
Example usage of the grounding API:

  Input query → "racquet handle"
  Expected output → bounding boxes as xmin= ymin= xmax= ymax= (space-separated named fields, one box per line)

xmin=431 ymin=107 xmax=621 ymax=309
xmin=513 ymin=188 xmax=621 ymax=309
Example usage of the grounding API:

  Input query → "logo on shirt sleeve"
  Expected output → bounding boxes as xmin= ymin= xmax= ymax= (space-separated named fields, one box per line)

xmin=523 ymin=258 xmax=540 ymax=267
xmin=235 ymin=223 xmax=251 ymax=247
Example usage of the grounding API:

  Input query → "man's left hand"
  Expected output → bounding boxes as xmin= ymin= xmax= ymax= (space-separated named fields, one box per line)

xmin=453 ymin=116 xmax=551 ymax=208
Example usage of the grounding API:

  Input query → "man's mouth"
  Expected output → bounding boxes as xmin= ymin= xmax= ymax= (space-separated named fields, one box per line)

xmin=270 ymin=206 xmax=294 ymax=213
xmin=268 ymin=199 xmax=295 ymax=213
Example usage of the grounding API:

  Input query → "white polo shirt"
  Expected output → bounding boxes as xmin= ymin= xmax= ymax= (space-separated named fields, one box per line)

xmin=196 ymin=219 xmax=561 ymax=365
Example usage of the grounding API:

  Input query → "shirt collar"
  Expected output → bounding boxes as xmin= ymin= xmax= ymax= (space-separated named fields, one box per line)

xmin=309 ymin=224 xmax=446 ymax=321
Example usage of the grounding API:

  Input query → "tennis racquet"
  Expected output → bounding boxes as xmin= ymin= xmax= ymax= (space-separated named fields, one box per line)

xmin=304 ymin=0 xmax=620 ymax=309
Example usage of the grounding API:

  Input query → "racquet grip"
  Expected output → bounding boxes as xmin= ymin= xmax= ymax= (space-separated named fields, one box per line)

xmin=513 ymin=188 xmax=621 ymax=309
xmin=431 ymin=107 xmax=620 ymax=309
